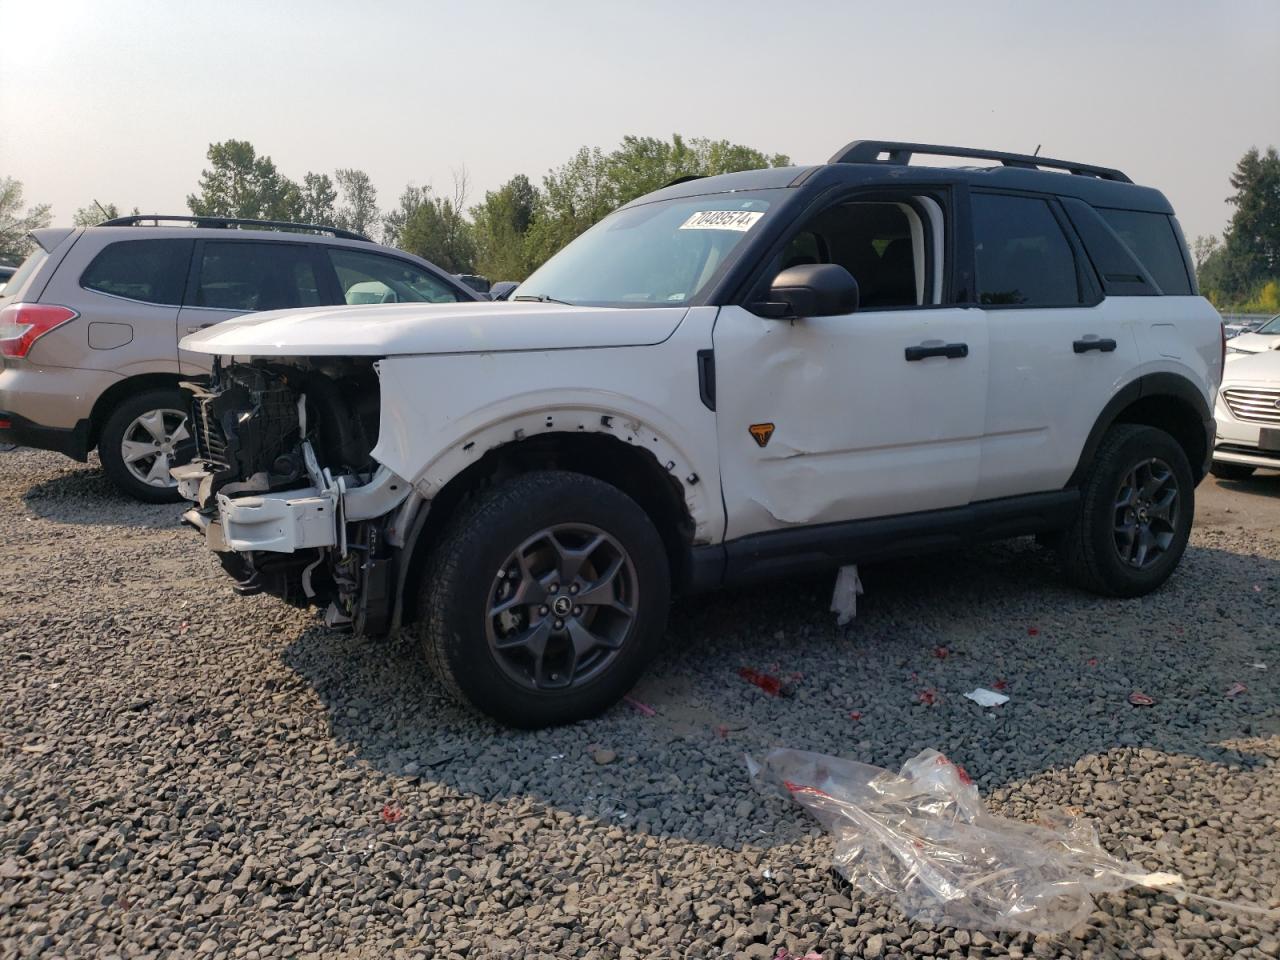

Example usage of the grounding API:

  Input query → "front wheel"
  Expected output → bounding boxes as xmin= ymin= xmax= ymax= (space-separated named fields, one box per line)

xmin=418 ymin=470 xmax=670 ymax=728
xmin=1058 ymin=424 xmax=1194 ymax=597
xmin=98 ymin=388 xmax=195 ymax=503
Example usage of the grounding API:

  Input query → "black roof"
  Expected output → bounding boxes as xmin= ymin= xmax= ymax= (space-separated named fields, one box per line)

xmin=628 ymin=141 xmax=1173 ymax=215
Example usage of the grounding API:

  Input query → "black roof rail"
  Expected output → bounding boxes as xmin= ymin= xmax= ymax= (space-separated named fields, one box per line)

xmin=828 ymin=140 xmax=1133 ymax=184
xmin=97 ymin=214 xmax=373 ymax=242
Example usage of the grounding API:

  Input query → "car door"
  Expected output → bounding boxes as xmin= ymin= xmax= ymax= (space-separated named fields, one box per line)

xmin=971 ymin=192 xmax=1142 ymax=499
xmin=176 ymin=239 xmax=327 ymax=373
xmin=714 ymin=192 xmax=989 ymax=541
xmin=323 ymin=246 xmax=469 ymax=305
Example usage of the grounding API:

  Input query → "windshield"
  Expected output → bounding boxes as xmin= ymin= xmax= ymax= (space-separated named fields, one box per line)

xmin=514 ymin=192 xmax=777 ymax=307
xmin=1257 ymin=313 xmax=1280 ymax=334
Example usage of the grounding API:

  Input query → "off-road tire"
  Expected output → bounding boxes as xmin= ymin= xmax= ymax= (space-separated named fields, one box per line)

xmin=1210 ymin=461 xmax=1255 ymax=482
xmin=98 ymin=388 xmax=193 ymax=503
xmin=1058 ymin=423 xmax=1194 ymax=597
xmin=419 ymin=470 xmax=670 ymax=728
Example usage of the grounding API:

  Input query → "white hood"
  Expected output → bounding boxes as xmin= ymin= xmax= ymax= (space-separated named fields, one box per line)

xmin=1228 ymin=331 xmax=1280 ymax=354
xmin=179 ymin=301 xmax=690 ymax=357
xmin=1221 ymin=347 xmax=1280 ymax=388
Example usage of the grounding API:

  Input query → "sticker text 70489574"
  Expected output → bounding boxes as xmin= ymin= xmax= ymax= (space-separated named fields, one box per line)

xmin=679 ymin=210 xmax=765 ymax=232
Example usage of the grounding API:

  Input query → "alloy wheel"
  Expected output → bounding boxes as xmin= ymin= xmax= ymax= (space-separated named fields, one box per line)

xmin=485 ymin=523 xmax=638 ymax=692
xmin=1112 ymin=457 xmax=1179 ymax=569
xmin=120 ymin=408 xmax=191 ymax=488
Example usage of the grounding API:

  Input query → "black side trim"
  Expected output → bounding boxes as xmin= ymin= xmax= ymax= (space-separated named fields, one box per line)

xmin=1066 ymin=373 xmax=1214 ymax=487
xmin=0 ymin=412 xmax=92 ymax=461
xmin=696 ymin=349 xmax=716 ymax=411
xmin=680 ymin=490 xmax=1079 ymax=591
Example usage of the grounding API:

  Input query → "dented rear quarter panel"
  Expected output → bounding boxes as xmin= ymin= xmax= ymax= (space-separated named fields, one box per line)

xmin=371 ymin=306 xmax=725 ymax=545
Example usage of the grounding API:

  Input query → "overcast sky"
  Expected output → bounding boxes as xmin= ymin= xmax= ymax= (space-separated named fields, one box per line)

xmin=2 ymin=0 xmax=1277 ymax=245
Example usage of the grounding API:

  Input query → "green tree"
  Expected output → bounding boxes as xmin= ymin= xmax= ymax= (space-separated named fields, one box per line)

xmin=334 ymin=169 xmax=379 ymax=238
xmin=381 ymin=184 xmax=429 ymax=249
xmin=187 ymin=140 xmax=302 ymax=221
xmin=73 ymin=202 xmax=122 ymax=226
xmin=470 ymin=174 xmax=539 ymax=280
xmin=397 ymin=173 xmax=476 ymax=272
xmin=1197 ymin=145 xmax=1280 ymax=307
xmin=0 ymin=177 xmax=52 ymax=263
xmin=298 ymin=173 xmax=338 ymax=226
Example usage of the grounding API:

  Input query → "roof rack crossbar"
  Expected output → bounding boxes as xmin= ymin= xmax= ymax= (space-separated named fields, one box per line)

xmin=828 ymin=141 xmax=1132 ymax=183
xmin=97 ymin=214 xmax=372 ymax=242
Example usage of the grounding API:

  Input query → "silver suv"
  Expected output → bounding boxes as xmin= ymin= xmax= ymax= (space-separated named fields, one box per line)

xmin=0 ymin=216 xmax=479 ymax=501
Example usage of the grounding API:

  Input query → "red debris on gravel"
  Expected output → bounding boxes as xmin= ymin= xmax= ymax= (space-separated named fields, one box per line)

xmin=1127 ymin=691 xmax=1156 ymax=706
xmin=993 ymin=678 xmax=1009 ymax=691
xmin=739 ymin=667 xmax=784 ymax=697
xmin=918 ymin=688 xmax=939 ymax=706
xmin=1027 ymin=627 xmax=1040 ymax=637
xmin=932 ymin=646 xmax=949 ymax=659
xmin=380 ymin=804 xmax=404 ymax=824
xmin=849 ymin=711 xmax=863 ymax=722
xmin=623 ymin=695 xmax=656 ymax=716
xmin=1225 ymin=682 xmax=1248 ymax=698
xmin=1086 ymin=657 xmax=1099 ymax=667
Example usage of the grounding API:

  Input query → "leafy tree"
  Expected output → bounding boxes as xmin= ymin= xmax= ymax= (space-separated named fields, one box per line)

xmin=0 ymin=177 xmax=52 ymax=263
xmin=298 ymin=173 xmax=338 ymax=226
xmin=334 ymin=169 xmax=379 ymax=238
xmin=396 ymin=172 xmax=475 ymax=272
xmin=381 ymin=184 xmax=430 ymax=249
xmin=187 ymin=140 xmax=302 ymax=221
xmin=1197 ymin=146 xmax=1280 ymax=308
xmin=72 ymin=202 xmax=124 ymax=226
xmin=471 ymin=174 xmax=539 ymax=280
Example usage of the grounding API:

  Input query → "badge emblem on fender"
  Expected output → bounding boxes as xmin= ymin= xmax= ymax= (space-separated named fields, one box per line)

xmin=748 ymin=423 xmax=775 ymax=448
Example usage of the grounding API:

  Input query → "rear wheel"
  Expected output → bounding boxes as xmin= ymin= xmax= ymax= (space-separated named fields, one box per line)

xmin=1058 ymin=424 xmax=1194 ymax=597
xmin=98 ymin=388 xmax=194 ymax=503
xmin=418 ymin=470 xmax=670 ymax=728
xmin=1210 ymin=461 xmax=1256 ymax=482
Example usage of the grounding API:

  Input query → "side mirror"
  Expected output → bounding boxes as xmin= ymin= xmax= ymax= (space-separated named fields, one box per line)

xmin=488 ymin=280 xmax=519 ymax=302
xmin=754 ymin=263 xmax=859 ymax=319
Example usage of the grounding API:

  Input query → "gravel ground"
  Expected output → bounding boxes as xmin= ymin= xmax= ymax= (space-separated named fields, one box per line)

xmin=1 ymin=447 xmax=1277 ymax=960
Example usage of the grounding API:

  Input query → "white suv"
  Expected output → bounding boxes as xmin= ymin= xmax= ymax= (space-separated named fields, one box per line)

xmin=174 ymin=141 xmax=1224 ymax=727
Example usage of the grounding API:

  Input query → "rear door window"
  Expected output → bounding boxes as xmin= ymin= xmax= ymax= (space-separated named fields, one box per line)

xmin=80 ymin=239 xmax=193 ymax=305
xmin=972 ymin=194 xmax=1081 ymax=307
xmin=327 ymin=248 xmax=464 ymax=304
xmin=1097 ymin=209 xmax=1193 ymax=295
xmin=191 ymin=241 xmax=324 ymax=312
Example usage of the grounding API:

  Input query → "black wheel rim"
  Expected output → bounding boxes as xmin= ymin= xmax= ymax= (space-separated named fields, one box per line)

xmin=1113 ymin=457 xmax=1179 ymax=569
xmin=484 ymin=523 xmax=638 ymax=692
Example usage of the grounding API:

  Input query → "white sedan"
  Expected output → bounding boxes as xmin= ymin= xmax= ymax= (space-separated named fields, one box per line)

xmin=1225 ymin=313 xmax=1280 ymax=356
xmin=1213 ymin=349 xmax=1280 ymax=479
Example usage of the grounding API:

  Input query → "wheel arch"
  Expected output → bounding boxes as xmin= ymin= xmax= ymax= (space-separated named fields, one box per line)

xmin=397 ymin=429 xmax=705 ymax=627
xmin=87 ymin=372 xmax=190 ymax=451
xmin=1067 ymin=373 xmax=1214 ymax=488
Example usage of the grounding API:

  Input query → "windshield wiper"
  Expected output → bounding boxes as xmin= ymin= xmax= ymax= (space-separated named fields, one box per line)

xmin=512 ymin=294 xmax=574 ymax=305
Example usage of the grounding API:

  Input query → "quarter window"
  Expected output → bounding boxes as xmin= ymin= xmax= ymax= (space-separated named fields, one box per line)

xmin=972 ymin=194 xmax=1080 ymax=306
xmin=81 ymin=239 xmax=193 ymax=305
xmin=1097 ymin=209 xmax=1193 ymax=296
xmin=192 ymin=242 xmax=323 ymax=312
xmin=328 ymin=249 xmax=462 ymax=304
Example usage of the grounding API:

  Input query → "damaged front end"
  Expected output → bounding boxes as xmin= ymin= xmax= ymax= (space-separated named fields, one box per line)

xmin=175 ymin=358 xmax=414 ymax=634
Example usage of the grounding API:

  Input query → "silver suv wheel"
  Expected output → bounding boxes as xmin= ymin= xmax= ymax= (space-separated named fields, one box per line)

xmin=120 ymin=408 xmax=189 ymax=488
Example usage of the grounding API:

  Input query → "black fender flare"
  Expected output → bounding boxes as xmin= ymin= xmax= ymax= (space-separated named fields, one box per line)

xmin=1066 ymin=373 xmax=1214 ymax=488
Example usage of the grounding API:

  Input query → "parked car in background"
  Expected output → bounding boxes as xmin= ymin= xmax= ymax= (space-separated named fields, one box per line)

xmin=454 ymin=274 xmax=491 ymax=295
xmin=1212 ymin=348 xmax=1280 ymax=479
xmin=1225 ymin=313 xmax=1280 ymax=355
xmin=173 ymin=140 xmax=1221 ymax=727
xmin=0 ymin=215 xmax=479 ymax=501
xmin=0 ymin=262 xmax=16 ymax=294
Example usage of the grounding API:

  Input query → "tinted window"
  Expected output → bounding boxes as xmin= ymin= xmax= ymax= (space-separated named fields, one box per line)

xmin=1098 ymin=209 xmax=1193 ymax=295
xmin=328 ymin=248 xmax=462 ymax=304
xmin=193 ymin=242 xmax=323 ymax=311
xmin=81 ymin=239 xmax=193 ymax=305
xmin=973 ymin=195 xmax=1080 ymax=306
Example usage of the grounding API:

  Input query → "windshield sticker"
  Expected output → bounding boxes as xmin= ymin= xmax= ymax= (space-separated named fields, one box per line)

xmin=679 ymin=210 xmax=765 ymax=232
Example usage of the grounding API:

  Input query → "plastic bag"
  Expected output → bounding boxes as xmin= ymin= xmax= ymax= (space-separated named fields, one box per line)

xmin=748 ymin=748 xmax=1182 ymax=934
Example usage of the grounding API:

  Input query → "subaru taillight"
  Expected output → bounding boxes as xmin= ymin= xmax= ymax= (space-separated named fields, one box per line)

xmin=0 ymin=303 xmax=79 ymax=358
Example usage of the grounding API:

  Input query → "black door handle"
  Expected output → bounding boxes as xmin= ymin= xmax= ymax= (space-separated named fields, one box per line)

xmin=905 ymin=342 xmax=969 ymax=361
xmin=1073 ymin=337 xmax=1117 ymax=354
